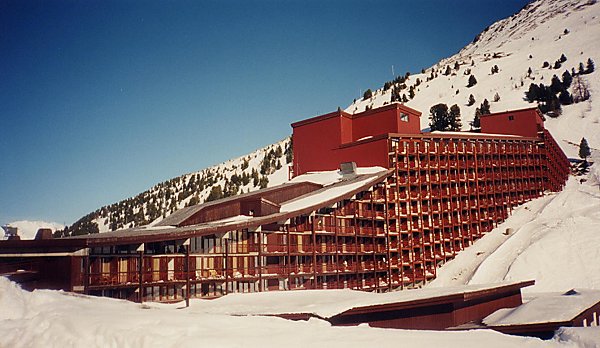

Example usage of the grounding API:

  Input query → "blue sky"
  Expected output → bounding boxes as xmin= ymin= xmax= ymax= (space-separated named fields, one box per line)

xmin=0 ymin=0 xmax=530 ymax=226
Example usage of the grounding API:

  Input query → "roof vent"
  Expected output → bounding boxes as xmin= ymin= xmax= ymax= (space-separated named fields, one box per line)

xmin=563 ymin=289 xmax=579 ymax=296
xmin=340 ymin=162 xmax=357 ymax=178
xmin=2 ymin=225 xmax=19 ymax=240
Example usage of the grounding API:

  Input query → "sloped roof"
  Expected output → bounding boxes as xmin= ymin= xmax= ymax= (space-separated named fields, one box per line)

xmin=40 ymin=167 xmax=391 ymax=247
xmin=156 ymin=181 xmax=322 ymax=227
xmin=192 ymin=280 xmax=534 ymax=319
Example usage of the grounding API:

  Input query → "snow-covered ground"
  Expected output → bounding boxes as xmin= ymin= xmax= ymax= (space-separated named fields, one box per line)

xmin=0 ymin=276 xmax=595 ymax=348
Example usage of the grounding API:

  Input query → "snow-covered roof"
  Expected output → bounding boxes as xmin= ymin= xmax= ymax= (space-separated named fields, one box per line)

xmin=59 ymin=167 xmax=390 ymax=245
xmin=194 ymin=281 xmax=533 ymax=319
xmin=288 ymin=166 xmax=387 ymax=186
xmin=484 ymin=289 xmax=600 ymax=326
xmin=429 ymin=131 xmax=523 ymax=138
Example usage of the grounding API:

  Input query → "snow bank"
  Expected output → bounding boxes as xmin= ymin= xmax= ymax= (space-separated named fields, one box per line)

xmin=555 ymin=327 xmax=600 ymax=348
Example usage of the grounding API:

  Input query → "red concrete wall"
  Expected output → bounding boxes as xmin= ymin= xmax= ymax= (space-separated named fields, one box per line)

xmin=480 ymin=108 xmax=543 ymax=138
xmin=352 ymin=105 xmax=420 ymax=141
xmin=352 ymin=108 xmax=399 ymax=141
xmin=292 ymin=104 xmax=421 ymax=176
xmin=453 ymin=291 xmax=523 ymax=326
xmin=330 ymin=303 xmax=456 ymax=330
xmin=340 ymin=114 xmax=353 ymax=144
xmin=292 ymin=112 xmax=343 ymax=175
xmin=336 ymin=138 xmax=390 ymax=168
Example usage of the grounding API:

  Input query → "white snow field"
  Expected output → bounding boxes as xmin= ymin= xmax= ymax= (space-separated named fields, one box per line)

xmin=0 ymin=276 xmax=594 ymax=348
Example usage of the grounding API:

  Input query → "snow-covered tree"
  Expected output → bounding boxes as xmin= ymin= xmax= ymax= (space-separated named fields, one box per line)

xmin=579 ymin=137 xmax=591 ymax=161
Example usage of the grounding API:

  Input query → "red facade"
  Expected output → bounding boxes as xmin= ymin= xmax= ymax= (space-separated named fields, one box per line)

xmin=480 ymin=107 xmax=545 ymax=138
xmin=292 ymin=103 xmax=569 ymax=193
xmin=292 ymin=103 xmax=422 ymax=175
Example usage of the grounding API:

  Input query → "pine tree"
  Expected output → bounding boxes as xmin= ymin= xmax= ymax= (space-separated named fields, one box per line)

xmin=579 ymin=137 xmax=591 ymax=161
xmin=479 ymin=99 xmax=491 ymax=115
xmin=554 ymin=60 xmax=562 ymax=69
xmin=525 ymin=83 xmax=540 ymax=102
xmin=429 ymin=103 xmax=450 ymax=131
xmin=562 ymin=70 xmax=572 ymax=89
xmin=558 ymin=90 xmax=573 ymax=105
xmin=467 ymin=75 xmax=477 ymax=87
xmin=472 ymin=109 xmax=481 ymax=129
xmin=559 ymin=53 xmax=567 ymax=63
xmin=550 ymin=75 xmax=564 ymax=94
xmin=363 ymin=89 xmax=373 ymax=100
xmin=445 ymin=65 xmax=451 ymax=75
xmin=206 ymin=185 xmax=224 ymax=202
xmin=449 ymin=104 xmax=462 ymax=131
xmin=586 ymin=58 xmax=595 ymax=74
xmin=259 ymin=176 xmax=269 ymax=189
xmin=543 ymin=94 xmax=562 ymax=116
xmin=579 ymin=62 xmax=586 ymax=75
xmin=467 ymin=94 xmax=476 ymax=106
xmin=493 ymin=92 xmax=500 ymax=102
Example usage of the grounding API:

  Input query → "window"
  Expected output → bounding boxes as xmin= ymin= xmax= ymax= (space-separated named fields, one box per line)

xmin=400 ymin=113 xmax=409 ymax=122
xmin=508 ymin=115 xmax=514 ymax=121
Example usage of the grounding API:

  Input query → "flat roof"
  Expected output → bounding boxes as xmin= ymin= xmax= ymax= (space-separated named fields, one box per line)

xmin=480 ymin=106 xmax=541 ymax=118
xmin=484 ymin=289 xmax=600 ymax=326
xmin=291 ymin=103 xmax=422 ymax=129
xmin=192 ymin=280 xmax=534 ymax=319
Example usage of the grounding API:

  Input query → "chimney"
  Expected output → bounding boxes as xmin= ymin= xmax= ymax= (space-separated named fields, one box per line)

xmin=35 ymin=228 xmax=53 ymax=240
xmin=340 ymin=162 xmax=357 ymax=178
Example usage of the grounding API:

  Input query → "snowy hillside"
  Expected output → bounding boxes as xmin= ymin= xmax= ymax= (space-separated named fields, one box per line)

xmin=347 ymin=0 xmax=599 ymax=159
xmin=2 ymin=220 xmax=64 ymax=240
xmin=60 ymin=138 xmax=291 ymax=236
